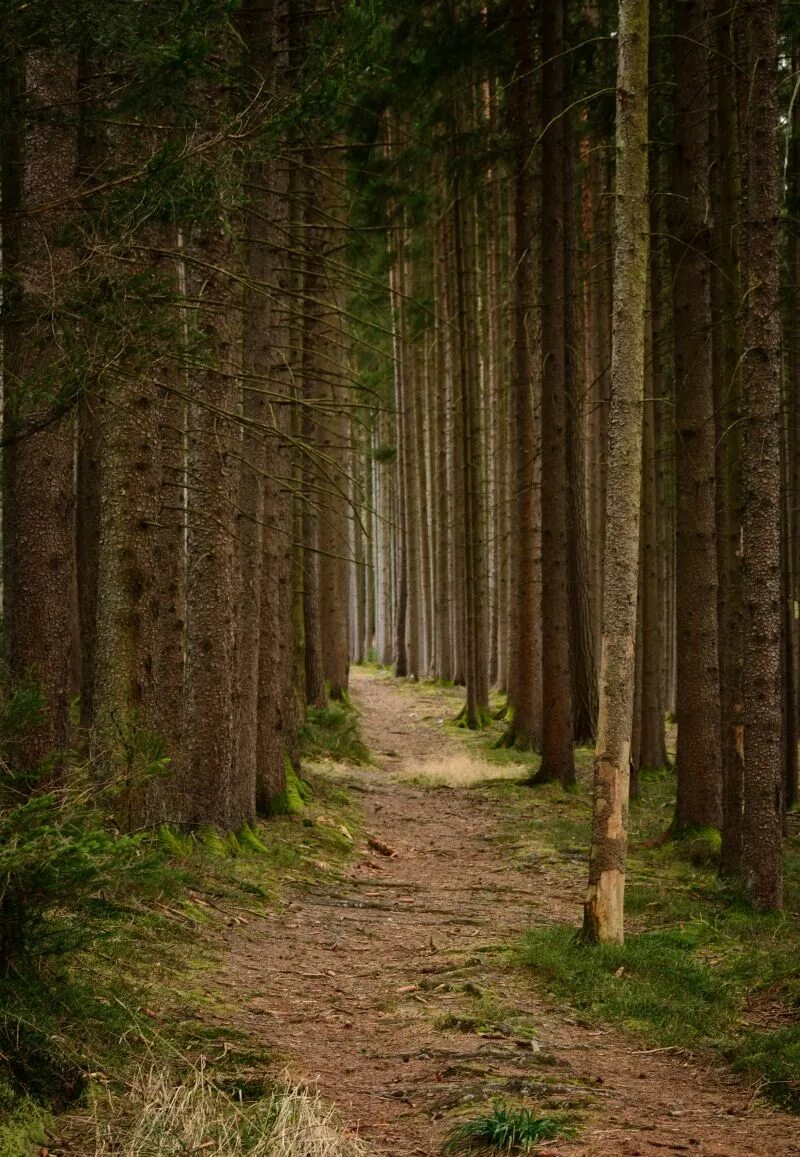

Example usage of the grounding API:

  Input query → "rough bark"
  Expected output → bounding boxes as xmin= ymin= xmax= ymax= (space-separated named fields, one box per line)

xmin=1 ymin=48 xmax=78 ymax=773
xmin=669 ymin=0 xmax=722 ymax=831
xmin=736 ymin=0 xmax=783 ymax=909
xmin=183 ymin=228 xmax=244 ymax=830
xmin=152 ymin=259 xmax=187 ymax=813
xmin=565 ymin=107 xmax=598 ymax=746
xmin=451 ymin=116 xmax=490 ymax=729
xmin=506 ymin=0 xmax=542 ymax=749
xmin=434 ymin=217 xmax=454 ymax=681
xmin=638 ymin=344 xmax=667 ymax=770
xmin=313 ymin=158 xmax=351 ymax=702
xmin=236 ymin=0 xmax=275 ymax=816
xmin=712 ymin=0 xmax=745 ymax=874
xmin=537 ymin=0 xmax=575 ymax=784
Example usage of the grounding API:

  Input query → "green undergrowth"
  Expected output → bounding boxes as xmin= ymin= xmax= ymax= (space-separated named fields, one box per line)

xmin=0 ymin=701 xmax=367 ymax=1154
xmin=501 ymin=762 xmax=800 ymax=1112
xmin=443 ymin=1104 xmax=574 ymax=1154
xmin=0 ymin=1080 xmax=51 ymax=1155
xmin=300 ymin=701 xmax=371 ymax=765
xmin=264 ymin=762 xmax=313 ymax=817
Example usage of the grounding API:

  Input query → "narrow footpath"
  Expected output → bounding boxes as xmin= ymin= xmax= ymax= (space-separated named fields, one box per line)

xmin=217 ymin=669 xmax=800 ymax=1156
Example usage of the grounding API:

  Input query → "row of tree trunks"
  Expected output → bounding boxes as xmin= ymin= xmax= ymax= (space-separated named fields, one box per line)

xmin=1 ymin=48 xmax=79 ymax=773
xmin=0 ymin=3 xmax=326 ymax=833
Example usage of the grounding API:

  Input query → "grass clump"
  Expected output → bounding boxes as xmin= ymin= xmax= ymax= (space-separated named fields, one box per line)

xmin=401 ymin=752 xmax=527 ymax=790
xmin=0 ymin=1078 xmax=51 ymax=1155
xmin=90 ymin=1064 xmax=368 ymax=1157
xmin=443 ymin=1104 xmax=572 ymax=1154
xmin=300 ymin=704 xmax=370 ymax=765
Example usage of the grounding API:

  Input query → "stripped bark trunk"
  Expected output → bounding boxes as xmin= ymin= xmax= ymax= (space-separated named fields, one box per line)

xmin=582 ymin=0 xmax=649 ymax=945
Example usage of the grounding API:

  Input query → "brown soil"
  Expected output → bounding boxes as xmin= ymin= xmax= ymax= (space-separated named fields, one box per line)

xmin=216 ymin=669 xmax=800 ymax=1157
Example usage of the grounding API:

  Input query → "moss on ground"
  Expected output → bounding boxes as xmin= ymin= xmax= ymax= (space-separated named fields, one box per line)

xmin=486 ymin=760 xmax=800 ymax=1111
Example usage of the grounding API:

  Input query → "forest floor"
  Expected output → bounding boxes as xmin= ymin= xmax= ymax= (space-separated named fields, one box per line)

xmin=209 ymin=668 xmax=800 ymax=1157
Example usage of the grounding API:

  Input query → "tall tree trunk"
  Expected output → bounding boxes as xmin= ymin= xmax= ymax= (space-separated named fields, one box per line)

xmin=638 ymin=342 xmax=667 ymax=771
xmin=434 ymin=215 xmax=454 ymax=681
xmin=77 ymin=395 xmax=100 ymax=730
xmin=391 ymin=233 xmax=422 ymax=678
xmin=183 ymin=229 xmax=244 ymax=830
xmin=582 ymin=0 xmax=649 ymax=945
xmin=1 ymin=47 xmax=78 ymax=772
xmin=785 ymin=36 xmax=800 ymax=816
xmin=314 ymin=157 xmax=351 ymax=701
xmin=565 ymin=110 xmax=598 ymax=745
xmin=75 ymin=49 xmax=103 ymax=732
xmin=93 ymin=304 xmax=163 ymax=827
xmin=736 ymin=0 xmax=783 ymax=909
xmin=236 ymin=0 xmax=275 ymax=818
xmin=506 ymin=0 xmax=541 ymax=749
xmin=152 ymin=257 xmax=187 ymax=815
xmin=712 ymin=0 xmax=745 ymax=874
xmin=669 ymin=0 xmax=722 ymax=831
xmin=451 ymin=119 xmax=489 ymax=728
xmin=537 ymin=0 xmax=575 ymax=784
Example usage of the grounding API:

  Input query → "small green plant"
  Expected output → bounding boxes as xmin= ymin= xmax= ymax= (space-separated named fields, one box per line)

xmin=300 ymin=704 xmax=370 ymax=764
xmin=443 ymin=1104 xmax=572 ymax=1154
xmin=0 ymin=1077 xmax=50 ymax=1155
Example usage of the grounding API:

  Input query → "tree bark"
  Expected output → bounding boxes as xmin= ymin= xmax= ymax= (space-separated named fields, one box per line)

xmin=712 ymin=0 xmax=745 ymax=874
xmin=507 ymin=0 xmax=542 ymax=749
xmin=183 ymin=228 xmax=244 ymax=830
xmin=669 ymin=0 xmax=722 ymax=831
xmin=582 ymin=0 xmax=649 ymax=945
xmin=736 ymin=0 xmax=783 ymax=909
xmin=537 ymin=0 xmax=575 ymax=783
xmin=1 ymin=47 xmax=78 ymax=773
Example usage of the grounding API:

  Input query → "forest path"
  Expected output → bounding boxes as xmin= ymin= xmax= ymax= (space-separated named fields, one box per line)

xmin=218 ymin=669 xmax=799 ymax=1157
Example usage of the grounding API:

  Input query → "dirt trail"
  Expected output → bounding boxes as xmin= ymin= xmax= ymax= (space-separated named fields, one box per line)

xmin=218 ymin=670 xmax=800 ymax=1156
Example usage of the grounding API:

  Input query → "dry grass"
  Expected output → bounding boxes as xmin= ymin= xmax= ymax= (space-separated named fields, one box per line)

xmin=397 ymin=752 xmax=527 ymax=788
xmin=90 ymin=1065 xmax=369 ymax=1157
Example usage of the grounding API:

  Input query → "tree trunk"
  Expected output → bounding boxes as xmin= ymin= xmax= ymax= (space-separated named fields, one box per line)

xmin=582 ymin=0 xmax=649 ymax=945
xmin=1 ymin=47 xmax=78 ymax=773
xmin=537 ymin=0 xmax=575 ymax=784
xmin=434 ymin=216 xmax=454 ymax=681
xmin=736 ymin=0 xmax=783 ymax=909
xmin=451 ymin=113 xmax=490 ymax=728
xmin=712 ymin=0 xmax=745 ymax=874
xmin=507 ymin=0 xmax=542 ymax=749
xmin=565 ymin=109 xmax=598 ymax=746
xmin=93 ymin=324 xmax=163 ymax=827
xmin=183 ymin=228 xmax=244 ymax=830
xmin=669 ymin=0 xmax=722 ymax=831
